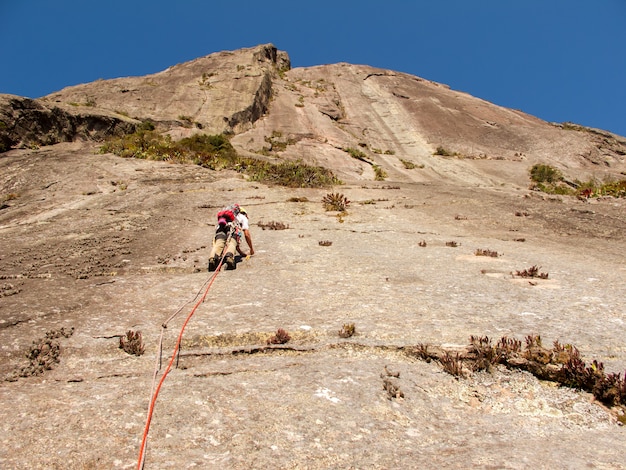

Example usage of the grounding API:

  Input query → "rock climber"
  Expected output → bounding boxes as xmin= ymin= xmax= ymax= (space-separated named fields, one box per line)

xmin=207 ymin=204 xmax=254 ymax=271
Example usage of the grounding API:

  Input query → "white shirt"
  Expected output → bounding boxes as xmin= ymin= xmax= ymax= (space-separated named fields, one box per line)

xmin=236 ymin=213 xmax=249 ymax=230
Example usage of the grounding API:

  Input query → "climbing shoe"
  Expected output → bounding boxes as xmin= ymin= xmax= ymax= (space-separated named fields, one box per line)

xmin=208 ymin=257 xmax=218 ymax=272
xmin=224 ymin=254 xmax=236 ymax=270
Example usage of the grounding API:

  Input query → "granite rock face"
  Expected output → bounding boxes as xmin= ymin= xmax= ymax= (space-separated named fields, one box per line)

xmin=0 ymin=45 xmax=625 ymax=469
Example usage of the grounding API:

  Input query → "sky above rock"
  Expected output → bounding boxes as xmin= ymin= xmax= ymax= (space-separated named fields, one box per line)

xmin=1 ymin=0 xmax=625 ymax=137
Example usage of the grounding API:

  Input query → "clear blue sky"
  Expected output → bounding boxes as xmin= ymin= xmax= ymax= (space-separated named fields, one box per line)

xmin=1 ymin=0 xmax=625 ymax=137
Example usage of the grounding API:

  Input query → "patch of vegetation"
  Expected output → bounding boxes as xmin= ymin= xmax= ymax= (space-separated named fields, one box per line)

xmin=434 ymin=146 xmax=460 ymax=157
xmin=198 ymin=72 xmax=215 ymax=89
xmin=475 ymin=248 xmax=499 ymax=257
xmin=287 ymin=197 xmax=309 ymax=202
xmin=6 ymin=328 xmax=75 ymax=381
xmin=577 ymin=179 xmax=626 ymax=199
xmin=257 ymin=221 xmax=289 ymax=230
xmin=400 ymin=159 xmax=421 ymax=169
xmin=1 ymin=193 xmax=19 ymax=204
xmin=247 ymin=159 xmax=339 ymax=188
xmin=445 ymin=241 xmax=459 ymax=247
xmin=530 ymin=164 xmax=563 ymax=184
xmin=343 ymin=147 xmax=370 ymax=163
xmin=322 ymin=192 xmax=350 ymax=212
xmin=138 ymin=120 xmax=155 ymax=131
xmin=381 ymin=366 xmax=404 ymax=399
xmin=318 ymin=240 xmax=333 ymax=246
xmin=373 ymin=164 xmax=387 ymax=181
xmin=267 ymin=328 xmax=291 ymax=345
xmin=263 ymin=130 xmax=297 ymax=153
xmin=513 ymin=265 xmax=548 ymax=279
xmin=178 ymin=115 xmax=194 ymax=128
xmin=119 ymin=330 xmax=145 ymax=356
xmin=418 ymin=240 xmax=427 ymax=247
xmin=440 ymin=352 xmax=465 ymax=378
xmin=409 ymin=335 xmax=626 ymax=412
xmin=338 ymin=323 xmax=355 ymax=338
xmin=99 ymin=131 xmax=340 ymax=188
xmin=528 ymin=164 xmax=626 ymax=198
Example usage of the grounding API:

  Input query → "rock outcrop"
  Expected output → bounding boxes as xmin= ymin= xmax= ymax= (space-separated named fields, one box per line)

xmin=1 ymin=43 xmax=625 ymax=186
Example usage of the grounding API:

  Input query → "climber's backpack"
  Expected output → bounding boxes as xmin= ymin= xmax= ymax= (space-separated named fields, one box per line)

xmin=216 ymin=204 xmax=240 ymax=227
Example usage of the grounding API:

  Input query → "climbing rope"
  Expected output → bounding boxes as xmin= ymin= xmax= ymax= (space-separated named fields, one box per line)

xmin=137 ymin=230 xmax=234 ymax=469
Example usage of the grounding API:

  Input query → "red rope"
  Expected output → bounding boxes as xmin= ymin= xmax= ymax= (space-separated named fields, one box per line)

xmin=137 ymin=255 xmax=225 ymax=469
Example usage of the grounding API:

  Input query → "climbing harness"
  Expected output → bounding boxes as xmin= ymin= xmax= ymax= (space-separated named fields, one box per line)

xmin=136 ymin=230 xmax=234 ymax=469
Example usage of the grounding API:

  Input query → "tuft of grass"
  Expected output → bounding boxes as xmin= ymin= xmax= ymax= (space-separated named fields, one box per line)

xmin=373 ymin=164 xmax=387 ymax=181
xmin=400 ymin=159 xmax=417 ymax=169
xmin=343 ymin=147 xmax=370 ymax=163
xmin=318 ymin=240 xmax=332 ymax=246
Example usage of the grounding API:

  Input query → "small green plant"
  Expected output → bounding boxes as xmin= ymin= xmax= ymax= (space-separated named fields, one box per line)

xmin=434 ymin=146 xmax=459 ymax=157
xmin=267 ymin=328 xmax=291 ymax=345
xmin=178 ymin=115 xmax=193 ymax=128
xmin=322 ymin=192 xmax=350 ymax=212
xmin=400 ymin=159 xmax=416 ymax=169
xmin=263 ymin=131 xmax=296 ymax=153
xmin=373 ymin=164 xmax=387 ymax=181
xmin=530 ymin=164 xmax=562 ymax=184
xmin=338 ymin=323 xmax=355 ymax=338
xmin=343 ymin=147 xmax=370 ymax=163
xmin=138 ymin=120 xmax=155 ymax=131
